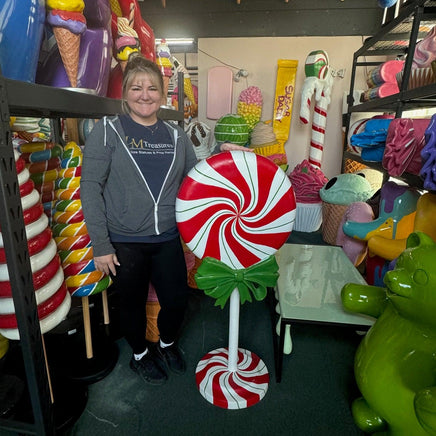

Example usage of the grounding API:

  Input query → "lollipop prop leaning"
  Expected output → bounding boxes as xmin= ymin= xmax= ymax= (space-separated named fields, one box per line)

xmin=176 ymin=151 xmax=296 ymax=409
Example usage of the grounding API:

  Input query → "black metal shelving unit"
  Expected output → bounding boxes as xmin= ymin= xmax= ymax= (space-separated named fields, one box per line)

xmin=342 ymin=0 xmax=436 ymax=187
xmin=0 ymin=73 xmax=183 ymax=435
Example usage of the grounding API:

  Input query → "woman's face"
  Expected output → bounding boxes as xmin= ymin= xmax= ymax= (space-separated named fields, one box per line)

xmin=125 ymin=73 xmax=163 ymax=125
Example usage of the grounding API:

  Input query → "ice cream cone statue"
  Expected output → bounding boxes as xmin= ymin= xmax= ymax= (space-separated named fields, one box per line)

xmin=172 ymin=56 xmax=198 ymax=115
xmin=46 ymin=0 xmax=88 ymax=88
xmin=299 ymin=50 xmax=334 ymax=169
xmin=156 ymin=39 xmax=173 ymax=102
xmin=114 ymin=16 xmax=140 ymax=72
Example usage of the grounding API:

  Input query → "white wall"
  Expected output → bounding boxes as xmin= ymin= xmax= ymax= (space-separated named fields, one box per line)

xmin=197 ymin=36 xmax=369 ymax=179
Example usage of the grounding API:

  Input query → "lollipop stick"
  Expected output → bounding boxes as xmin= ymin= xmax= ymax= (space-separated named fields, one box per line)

xmin=41 ymin=335 xmax=54 ymax=403
xmin=228 ymin=288 xmax=240 ymax=372
xmin=82 ymin=296 xmax=93 ymax=359
xmin=102 ymin=289 xmax=110 ymax=325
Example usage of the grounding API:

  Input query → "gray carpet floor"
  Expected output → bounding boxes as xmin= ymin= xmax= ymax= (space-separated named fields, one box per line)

xmin=65 ymin=286 xmax=366 ymax=436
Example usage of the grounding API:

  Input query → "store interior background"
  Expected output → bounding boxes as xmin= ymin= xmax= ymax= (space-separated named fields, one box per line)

xmin=139 ymin=0 xmax=386 ymax=178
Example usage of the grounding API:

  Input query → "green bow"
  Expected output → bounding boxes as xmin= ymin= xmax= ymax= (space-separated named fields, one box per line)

xmin=195 ymin=255 xmax=279 ymax=309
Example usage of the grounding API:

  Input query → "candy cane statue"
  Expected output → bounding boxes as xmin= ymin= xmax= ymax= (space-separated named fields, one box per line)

xmin=176 ymin=151 xmax=296 ymax=409
xmin=299 ymin=50 xmax=334 ymax=169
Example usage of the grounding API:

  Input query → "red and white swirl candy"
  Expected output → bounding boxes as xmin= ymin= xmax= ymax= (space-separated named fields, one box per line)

xmin=176 ymin=151 xmax=296 ymax=269
xmin=0 ymin=150 xmax=70 ymax=340
xmin=176 ymin=151 xmax=296 ymax=410
xmin=196 ymin=348 xmax=269 ymax=409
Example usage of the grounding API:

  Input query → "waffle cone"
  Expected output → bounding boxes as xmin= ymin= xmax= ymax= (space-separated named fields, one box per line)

xmin=163 ymin=76 xmax=170 ymax=98
xmin=321 ymin=202 xmax=350 ymax=245
xmin=343 ymin=158 xmax=368 ymax=174
xmin=119 ymin=60 xmax=127 ymax=72
xmin=53 ymin=27 xmax=80 ymax=88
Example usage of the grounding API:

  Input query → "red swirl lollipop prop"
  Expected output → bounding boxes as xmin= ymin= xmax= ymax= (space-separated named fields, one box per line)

xmin=176 ymin=151 xmax=296 ymax=409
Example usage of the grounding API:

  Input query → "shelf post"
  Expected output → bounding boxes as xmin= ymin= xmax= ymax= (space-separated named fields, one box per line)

xmin=0 ymin=72 xmax=55 ymax=435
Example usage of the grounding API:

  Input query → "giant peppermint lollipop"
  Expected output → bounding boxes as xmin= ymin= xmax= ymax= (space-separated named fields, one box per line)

xmin=176 ymin=150 xmax=296 ymax=409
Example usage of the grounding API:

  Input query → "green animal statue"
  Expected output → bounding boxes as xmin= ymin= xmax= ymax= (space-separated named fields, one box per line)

xmin=341 ymin=231 xmax=436 ymax=435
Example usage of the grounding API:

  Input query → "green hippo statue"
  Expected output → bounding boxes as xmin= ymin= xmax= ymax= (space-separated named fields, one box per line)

xmin=341 ymin=231 xmax=436 ymax=435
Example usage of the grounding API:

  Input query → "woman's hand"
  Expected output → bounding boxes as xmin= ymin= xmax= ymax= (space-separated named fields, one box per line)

xmin=220 ymin=142 xmax=254 ymax=152
xmin=94 ymin=253 xmax=120 ymax=276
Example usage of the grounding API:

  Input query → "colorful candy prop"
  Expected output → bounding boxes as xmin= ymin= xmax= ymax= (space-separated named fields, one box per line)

xmin=36 ymin=0 xmax=112 ymax=95
xmin=186 ymin=121 xmax=215 ymax=160
xmin=107 ymin=0 xmax=155 ymax=98
xmin=156 ymin=39 xmax=173 ymax=101
xmin=53 ymin=141 xmax=112 ymax=359
xmin=176 ymin=151 xmax=296 ymax=409
xmin=172 ymin=56 xmax=198 ymax=118
xmin=46 ymin=0 xmax=87 ymax=88
xmin=112 ymin=16 xmax=140 ymax=73
xmin=16 ymin=139 xmax=62 ymax=221
xmin=299 ymin=50 xmax=334 ymax=169
xmin=343 ymin=181 xmax=419 ymax=244
xmin=367 ymin=192 xmax=436 ymax=262
xmin=237 ymin=86 xmax=263 ymax=132
xmin=214 ymin=114 xmax=249 ymax=147
xmin=0 ymin=151 xmax=71 ymax=340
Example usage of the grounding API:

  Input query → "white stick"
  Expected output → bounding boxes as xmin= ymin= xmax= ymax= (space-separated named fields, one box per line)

xmin=228 ymin=288 xmax=240 ymax=372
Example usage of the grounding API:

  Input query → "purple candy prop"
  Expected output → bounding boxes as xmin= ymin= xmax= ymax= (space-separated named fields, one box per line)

xmin=420 ymin=113 xmax=436 ymax=191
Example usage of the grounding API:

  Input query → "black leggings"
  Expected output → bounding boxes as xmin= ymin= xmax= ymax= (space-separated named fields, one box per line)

xmin=111 ymin=238 xmax=189 ymax=354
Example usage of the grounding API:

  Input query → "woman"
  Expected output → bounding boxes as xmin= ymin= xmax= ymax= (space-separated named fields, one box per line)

xmin=81 ymin=54 xmax=248 ymax=385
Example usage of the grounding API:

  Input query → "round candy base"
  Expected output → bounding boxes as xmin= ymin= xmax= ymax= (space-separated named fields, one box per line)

xmin=196 ymin=347 xmax=269 ymax=409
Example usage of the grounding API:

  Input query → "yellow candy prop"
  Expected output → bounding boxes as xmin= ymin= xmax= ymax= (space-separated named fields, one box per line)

xmin=368 ymin=192 xmax=436 ymax=260
xmin=172 ymin=56 xmax=198 ymax=117
xmin=272 ymin=59 xmax=298 ymax=145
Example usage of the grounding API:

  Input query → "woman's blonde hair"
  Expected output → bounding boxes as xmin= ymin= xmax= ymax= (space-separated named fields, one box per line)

xmin=121 ymin=54 xmax=165 ymax=113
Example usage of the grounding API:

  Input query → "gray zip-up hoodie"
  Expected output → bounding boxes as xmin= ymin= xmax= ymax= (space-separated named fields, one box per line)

xmin=80 ymin=115 xmax=197 ymax=257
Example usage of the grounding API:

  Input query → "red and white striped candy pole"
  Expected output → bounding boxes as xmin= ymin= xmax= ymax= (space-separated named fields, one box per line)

xmin=309 ymin=94 xmax=329 ymax=169
xmin=176 ymin=151 xmax=296 ymax=409
xmin=299 ymin=50 xmax=333 ymax=169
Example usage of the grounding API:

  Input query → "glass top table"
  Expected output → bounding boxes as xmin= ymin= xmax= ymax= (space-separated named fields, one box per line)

xmin=273 ymin=243 xmax=374 ymax=382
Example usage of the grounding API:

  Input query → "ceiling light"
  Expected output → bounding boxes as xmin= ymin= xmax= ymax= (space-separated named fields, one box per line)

xmin=155 ymin=38 xmax=195 ymax=46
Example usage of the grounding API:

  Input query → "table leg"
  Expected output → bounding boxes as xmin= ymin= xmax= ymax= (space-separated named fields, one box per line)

xmin=276 ymin=319 xmax=286 ymax=383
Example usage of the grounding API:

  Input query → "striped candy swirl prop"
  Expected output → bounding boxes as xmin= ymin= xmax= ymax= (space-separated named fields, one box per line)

xmin=17 ymin=140 xmax=63 ymax=220
xmin=176 ymin=151 xmax=296 ymax=409
xmin=0 ymin=150 xmax=71 ymax=340
xmin=52 ymin=141 xmax=112 ymax=359
xmin=176 ymin=151 xmax=296 ymax=270
xmin=53 ymin=141 xmax=111 ymax=297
